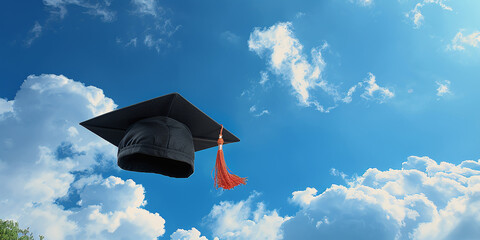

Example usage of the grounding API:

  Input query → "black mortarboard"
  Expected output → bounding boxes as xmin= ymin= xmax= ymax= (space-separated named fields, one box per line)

xmin=80 ymin=93 xmax=240 ymax=179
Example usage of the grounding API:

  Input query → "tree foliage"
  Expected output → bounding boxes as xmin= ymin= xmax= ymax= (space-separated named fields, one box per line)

xmin=0 ymin=219 xmax=44 ymax=240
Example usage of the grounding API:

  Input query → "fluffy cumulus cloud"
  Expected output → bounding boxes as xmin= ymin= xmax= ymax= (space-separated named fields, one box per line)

xmin=248 ymin=22 xmax=393 ymax=113
xmin=0 ymin=98 xmax=14 ymax=115
xmin=282 ymin=156 xmax=480 ymax=240
xmin=0 ymin=74 xmax=165 ymax=239
xmin=406 ymin=0 xmax=452 ymax=28
xmin=70 ymin=176 xmax=165 ymax=239
xmin=448 ymin=30 xmax=480 ymax=51
xmin=184 ymin=156 xmax=480 ymax=239
xmin=206 ymin=193 xmax=289 ymax=240
xmin=170 ymin=193 xmax=288 ymax=240
xmin=170 ymin=228 xmax=209 ymax=240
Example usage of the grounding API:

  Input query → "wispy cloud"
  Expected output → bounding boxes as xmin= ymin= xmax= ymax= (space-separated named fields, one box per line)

xmin=295 ymin=12 xmax=305 ymax=19
xmin=248 ymin=22 xmax=394 ymax=113
xmin=436 ymin=80 xmax=451 ymax=97
xmin=255 ymin=110 xmax=270 ymax=117
xmin=87 ymin=5 xmax=116 ymax=22
xmin=249 ymin=105 xmax=270 ymax=117
xmin=27 ymin=0 xmax=115 ymax=46
xmin=221 ymin=31 xmax=240 ymax=44
xmin=144 ymin=34 xmax=164 ymax=52
xmin=129 ymin=0 xmax=181 ymax=52
xmin=131 ymin=0 xmax=159 ymax=17
xmin=25 ymin=22 xmax=42 ymax=46
xmin=406 ymin=0 xmax=452 ymax=28
xmin=30 ymin=0 xmax=179 ymax=52
xmin=126 ymin=37 xmax=138 ymax=47
xmin=259 ymin=71 xmax=269 ymax=86
xmin=447 ymin=30 xmax=480 ymax=51
xmin=248 ymin=22 xmax=336 ymax=112
xmin=352 ymin=0 xmax=373 ymax=7
xmin=361 ymin=72 xmax=394 ymax=103
xmin=43 ymin=0 xmax=116 ymax=21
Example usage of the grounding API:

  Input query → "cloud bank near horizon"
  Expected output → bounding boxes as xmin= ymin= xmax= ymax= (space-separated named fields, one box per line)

xmin=187 ymin=156 xmax=480 ymax=240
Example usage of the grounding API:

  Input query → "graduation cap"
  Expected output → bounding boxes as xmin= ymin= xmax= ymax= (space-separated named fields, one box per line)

xmin=80 ymin=93 xmax=246 ymax=190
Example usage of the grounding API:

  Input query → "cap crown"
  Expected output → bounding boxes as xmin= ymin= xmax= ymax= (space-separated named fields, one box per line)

xmin=118 ymin=116 xmax=195 ymax=178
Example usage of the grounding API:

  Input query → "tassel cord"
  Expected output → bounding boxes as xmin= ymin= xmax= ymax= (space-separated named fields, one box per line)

xmin=213 ymin=125 xmax=246 ymax=190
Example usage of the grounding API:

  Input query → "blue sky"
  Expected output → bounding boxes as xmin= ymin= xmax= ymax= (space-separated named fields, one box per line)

xmin=1 ymin=0 xmax=480 ymax=239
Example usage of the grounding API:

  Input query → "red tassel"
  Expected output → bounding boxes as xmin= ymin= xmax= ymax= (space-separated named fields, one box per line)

xmin=214 ymin=125 xmax=246 ymax=190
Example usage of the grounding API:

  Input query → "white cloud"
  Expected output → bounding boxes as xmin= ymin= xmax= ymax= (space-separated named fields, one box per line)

xmin=294 ymin=12 xmax=305 ymax=19
xmin=407 ymin=3 xmax=425 ymax=28
xmin=436 ymin=80 xmax=451 ymax=97
xmin=171 ymin=228 xmax=208 ymax=240
xmin=248 ymin=22 xmax=332 ymax=111
xmin=67 ymin=126 xmax=79 ymax=137
xmin=361 ymin=72 xmax=394 ymax=103
xmin=144 ymin=34 xmax=164 ymax=52
xmin=26 ymin=1 xmax=116 ymax=46
xmin=0 ymin=98 xmax=14 ymax=115
xmin=255 ymin=110 xmax=270 ymax=117
xmin=87 ymin=7 xmax=116 ymax=22
xmin=353 ymin=0 xmax=373 ymax=7
xmin=35 ymin=0 xmax=178 ymax=52
xmin=259 ymin=71 xmax=269 ymax=86
xmin=248 ymin=22 xmax=394 ymax=113
xmin=70 ymin=176 xmax=165 ymax=239
xmin=43 ymin=0 xmax=72 ymax=18
xmin=26 ymin=22 xmax=43 ymax=46
xmin=221 ymin=31 xmax=241 ymax=44
xmin=43 ymin=0 xmax=116 ymax=21
xmin=249 ymin=105 xmax=270 ymax=117
xmin=342 ymin=85 xmax=358 ymax=104
xmin=282 ymin=156 xmax=480 ymax=240
xmin=126 ymin=38 xmax=138 ymax=47
xmin=0 ymin=74 xmax=165 ymax=240
xmin=406 ymin=0 xmax=452 ymax=28
xmin=206 ymin=193 xmax=290 ymax=240
xmin=132 ymin=0 xmax=159 ymax=17
xmin=290 ymin=187 xmax=318 ymax=207
xmin=183 ymin=156 xmax=480 ymax=239
xmin=448 ymin=30 xmax=480 ymax=51
xmin=115 ymin=37 xmax=138 ymax=48
xmin=130 ymin=0 xmax=180 ymax=52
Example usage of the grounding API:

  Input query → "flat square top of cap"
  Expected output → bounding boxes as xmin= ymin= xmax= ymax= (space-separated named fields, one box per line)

xmin=80 ymin=93 xmax=239 ymax=151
